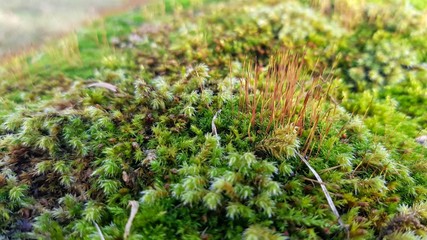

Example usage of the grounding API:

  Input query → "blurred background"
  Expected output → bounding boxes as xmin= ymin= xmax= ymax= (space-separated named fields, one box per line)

xmin=0 ymin=0 xmax=145 ymax=57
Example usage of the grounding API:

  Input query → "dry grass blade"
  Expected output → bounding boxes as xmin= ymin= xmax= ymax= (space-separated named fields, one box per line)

xmin=93 ymin=221 xmax=106 ymax=240
xmin=212 ymin=109 xmax=222 ymax=140
xmin=124 ymin=200 xmax=140 ymax=240
xmin=87 ymin=82 xmax=118 ymax=92
xmin=296 ymin=152 xmax=348 ymax=237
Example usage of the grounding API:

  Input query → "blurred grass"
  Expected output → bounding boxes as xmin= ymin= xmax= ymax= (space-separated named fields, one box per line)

xmin=371 ymin=0 xmax=427 ymax=9
xmin=0 ymin=0 xmax=125 ymax=57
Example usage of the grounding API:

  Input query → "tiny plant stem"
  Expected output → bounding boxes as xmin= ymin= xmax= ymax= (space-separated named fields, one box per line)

xmin=250 ymin=64 xmax=260 ymax=127
xmin=320 ymin=165 xmax=344 ymax=173
xmin=303 ymin=177 xmax=327 ymax=185
xmin=314 ymin=109 xmax=334 ymax=158
xmin=238 ymin=78 xmax=245 ymax=111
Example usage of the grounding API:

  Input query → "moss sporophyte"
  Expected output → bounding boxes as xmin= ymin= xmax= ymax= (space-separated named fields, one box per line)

xmin=0 ymin=0 xmax=426 ymax=239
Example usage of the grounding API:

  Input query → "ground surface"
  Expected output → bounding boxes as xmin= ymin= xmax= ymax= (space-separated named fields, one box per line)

xmin=0 ymin=0 xmax=145 ymax=57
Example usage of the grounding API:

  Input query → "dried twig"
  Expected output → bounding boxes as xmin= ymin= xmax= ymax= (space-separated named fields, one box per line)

xmin=124 ymin=200 xmax=140 ymax=240
xmin=93 ymin=221 xmax=106 ymax=240
xmin=296 ymin=152 xmax=349 ymax=238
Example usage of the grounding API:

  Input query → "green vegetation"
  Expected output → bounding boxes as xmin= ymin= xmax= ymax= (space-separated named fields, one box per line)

xmin=0 ymin=0 xmax=426 ymax=239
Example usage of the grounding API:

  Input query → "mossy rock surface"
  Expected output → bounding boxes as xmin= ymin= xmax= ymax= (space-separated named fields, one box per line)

xmin=0 ymin=0 xmax=426 ymax=239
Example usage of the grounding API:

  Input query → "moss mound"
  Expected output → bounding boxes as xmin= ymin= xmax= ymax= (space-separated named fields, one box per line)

xmin=0 ymin=0 xmax=426 ymax=239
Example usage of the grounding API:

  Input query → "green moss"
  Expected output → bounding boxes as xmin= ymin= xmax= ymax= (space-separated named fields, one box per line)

xmin=0 ymin=0 xmax=426 ymax=239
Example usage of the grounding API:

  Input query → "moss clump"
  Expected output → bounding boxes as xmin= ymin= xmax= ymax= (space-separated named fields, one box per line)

xmin=0 ymin=0 xmax=426 ymax=239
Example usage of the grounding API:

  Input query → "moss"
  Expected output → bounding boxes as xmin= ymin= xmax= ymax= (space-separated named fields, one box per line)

xmin=0 ymin=0 xmax=426 ymax=239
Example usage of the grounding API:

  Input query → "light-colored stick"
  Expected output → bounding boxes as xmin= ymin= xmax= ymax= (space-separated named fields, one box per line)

xmin=124 ymin=200 xmax=140 ymax=240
